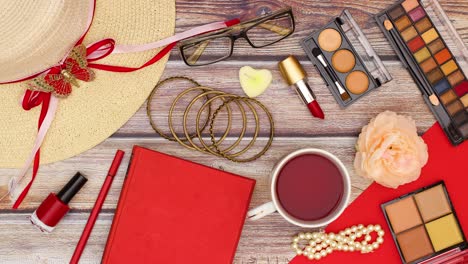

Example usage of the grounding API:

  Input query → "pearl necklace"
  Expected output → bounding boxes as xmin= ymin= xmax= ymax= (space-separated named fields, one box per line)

xmin=291 ymin=224 xmax=384 ymax=260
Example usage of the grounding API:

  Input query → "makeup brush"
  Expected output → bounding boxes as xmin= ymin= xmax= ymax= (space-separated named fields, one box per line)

xmin=384 ymin=20 xmax=440 ymax=106
xmin=312 ymin=48 xmax=351 ymax=102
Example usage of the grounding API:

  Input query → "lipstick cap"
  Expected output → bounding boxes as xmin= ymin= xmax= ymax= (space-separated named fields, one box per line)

xmin=57 ymin=172 xmax=87 ymax=204
xmin=278 ymin=55 xmax=306 ymax=85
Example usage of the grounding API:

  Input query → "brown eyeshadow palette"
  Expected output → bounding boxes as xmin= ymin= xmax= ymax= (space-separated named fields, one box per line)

xmin=302 ymin=10 xmax=392 ymax=107
xmin=376 ymin=0 xmax=468 ymax=146
xmin=382 ymin=182 xmax=467 ymax=264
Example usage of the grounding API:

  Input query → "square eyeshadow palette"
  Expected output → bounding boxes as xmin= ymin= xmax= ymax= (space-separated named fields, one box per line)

xmin=382 ymin=182 xmax=467 ymax=263
xmin=376 ymin=0 xmax=468 ymax=145
xmin=302 ymin=10 xmax=392 ymax=107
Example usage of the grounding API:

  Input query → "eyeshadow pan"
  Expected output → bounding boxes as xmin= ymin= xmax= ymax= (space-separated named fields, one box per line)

xmin=318 ymin=28 xmax=342 ymax=52
xmin=345 ymin=71 xmax=369 ymax=94
xmin=401 ymin=26 xmax=418 ymax=42
xmin=396 ymin=226 xmax=434 ymax=263
xmin=408 ymin=36 xmax=425 ymax=53
xmin=414 ymin=47 xmax=431 ymax=63
xmin=459 ymin=123 xmax=468 ymax=138
xmin=462 ymin=94 xmax=468 ymax=108
xmin=440 ymin=90 xmax=458 ymax=105
xmin=389 ymin=6 xmax=405 ymax=20
xmin=453 ymin=111 xmax=468 ymax=126
xmin=434 ymin=78 xmax=451 ymax=95
xmin=402 ymin=0 xmax=419 ymax=12
xmin=332 ymin=49 xmax=355 ymax=73
xmin=395 ymin=15 xmax=412 ymax=31
xmin=420 ymin=57 xmax=437 ymax=73
xmin=454 ymin=80 xmax=468 ymax=97
xmin=426 ymin=68 xmax=444 ymax=84
xmin=426 ymin=214 xmax=464 ymax=252
xmin=409 ymin=6 xmax=425 ymax=22
xmin=414 ymin=184 xmax=451 ymax=222
xmin=434 ymin=48 xmax=451 ymax=65
xmin=415 ymin=17 xmax=432 ymax=33
xmin=446 ymin=100 xmax=463 ymax=116
xmin=385 ymin=197 xmax=422 ymax=234
xmin=441 ymin=60 xmax=458 ymax=76
xmin=428 ymin=38 xmax=445 ymax=54
xmin=422 ymin=28 xmax=439 ymax=44
xmin=448 ymin=70 xmax=465 ymax=86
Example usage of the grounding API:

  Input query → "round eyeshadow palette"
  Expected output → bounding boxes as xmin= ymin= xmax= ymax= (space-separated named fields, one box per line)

xmin=301 ymin=10 xmax=391 ymax=107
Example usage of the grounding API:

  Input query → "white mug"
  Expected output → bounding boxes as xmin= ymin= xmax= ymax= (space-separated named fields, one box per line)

xmin=247 ymin=148 xmax=351 ymax=228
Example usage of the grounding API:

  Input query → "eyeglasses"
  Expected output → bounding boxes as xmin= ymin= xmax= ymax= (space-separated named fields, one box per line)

xmin=179 ymin=7 xmax=295 ymax=66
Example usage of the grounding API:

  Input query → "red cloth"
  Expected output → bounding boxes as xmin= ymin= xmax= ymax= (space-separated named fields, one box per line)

xmin=290 ymin=123 xmax=468 ymax=264
xmin=102 ymin=146 xmax=255 ymax=264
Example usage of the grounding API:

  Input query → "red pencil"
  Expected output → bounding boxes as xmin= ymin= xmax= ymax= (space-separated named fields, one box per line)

xmin=70 ymin=149 xmax=125 ymax=264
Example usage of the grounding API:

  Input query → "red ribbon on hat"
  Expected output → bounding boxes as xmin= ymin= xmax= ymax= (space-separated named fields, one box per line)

xmin=8 ymin=0 xmax=240 ymax=208
xmin=12 ymin=91 xmax=52 ymax=208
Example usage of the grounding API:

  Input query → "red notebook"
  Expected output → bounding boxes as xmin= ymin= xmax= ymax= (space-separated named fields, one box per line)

xmin=290 ymin=123 xmax=468 ymax=264
xmin=102 ymin=146 xmax=255 ymax=264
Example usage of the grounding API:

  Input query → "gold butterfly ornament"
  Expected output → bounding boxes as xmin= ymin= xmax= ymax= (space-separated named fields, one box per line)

xmin=26 ymin=44 xmax=95 ymax=97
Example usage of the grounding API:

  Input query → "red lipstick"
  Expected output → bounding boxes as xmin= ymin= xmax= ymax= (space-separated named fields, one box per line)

xmin=278 ymin=55 xmax=325 ymax=119
xmin=30 ymin=172 xmax=87 ymax=233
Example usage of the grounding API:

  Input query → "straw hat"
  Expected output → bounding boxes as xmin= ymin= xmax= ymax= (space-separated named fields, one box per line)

xmin=0 ymin=0 xmax=175 ymax=167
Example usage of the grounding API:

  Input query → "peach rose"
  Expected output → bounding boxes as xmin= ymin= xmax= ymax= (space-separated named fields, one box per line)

xmin=354 ymin=111 xmax=428 ymax=188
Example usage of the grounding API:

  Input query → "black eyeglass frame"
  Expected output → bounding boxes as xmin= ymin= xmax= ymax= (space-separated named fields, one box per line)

xmin=179 ymin=7 xmax=295 ymax=66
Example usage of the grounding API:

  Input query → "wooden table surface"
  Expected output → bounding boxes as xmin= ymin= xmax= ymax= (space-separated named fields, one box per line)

xmin=1 ymin=0 xmax=467 ymax=263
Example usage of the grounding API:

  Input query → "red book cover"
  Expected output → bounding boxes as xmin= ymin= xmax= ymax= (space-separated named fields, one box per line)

xmin=290 ymin=124 xmax=468 ymax=264
xmin=102 ymin=146 xmax=255 ymax=264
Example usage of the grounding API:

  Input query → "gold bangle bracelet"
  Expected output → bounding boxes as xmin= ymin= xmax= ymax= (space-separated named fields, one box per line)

xmin=169 ymin=87 xmax=232 ymax=153
xmin=147 ymin=76 xmax=211 ymax=141
xmin=209 ymin=97 xmax=274 ymax=163
xmin=195 ymin=93 xmax=251 ymax=157
xmin=203 ymin=94 xmax=260 ymax=158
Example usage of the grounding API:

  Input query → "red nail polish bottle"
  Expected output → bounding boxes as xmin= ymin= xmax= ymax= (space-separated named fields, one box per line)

xmin=30 ymin=172 xmax=87 ymax=233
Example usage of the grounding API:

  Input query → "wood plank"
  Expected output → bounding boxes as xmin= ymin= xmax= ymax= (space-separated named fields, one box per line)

xmin=0 ymin=212 xmax=300 ymax=264
xmin=172 ymin=0 xmax=468 ymax=57
xmin=0 ymin=137 xmax=371 ymax=210
xmin=118 ymin=60 xmax=437 ymax=137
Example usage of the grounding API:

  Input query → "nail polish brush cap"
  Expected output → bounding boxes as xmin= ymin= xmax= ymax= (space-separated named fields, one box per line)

xmin=278 ymin=55 xmax=306 ymax=85
xmin=57 ymin=172 xmax=88 ymax=204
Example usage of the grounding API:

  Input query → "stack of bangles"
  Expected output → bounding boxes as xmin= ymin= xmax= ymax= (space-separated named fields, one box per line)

xmin=146 ymin=76 xmax=275 ymax=162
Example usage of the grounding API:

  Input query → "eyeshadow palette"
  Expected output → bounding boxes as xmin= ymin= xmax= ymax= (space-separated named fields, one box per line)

xmin=302 ymin=10 xmax=392 ymax=107
xmin=382 ymin=182 xmax=467 ymax=263
xmin=376 ymin=0 xmax=468 ymax=146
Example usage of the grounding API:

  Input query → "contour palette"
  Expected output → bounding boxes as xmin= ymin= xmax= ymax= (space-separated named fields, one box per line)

xmin=302 ymin=10 xmax=391 ymax=107
xmin=382 ymin=182 xmax=468 ymax=263
xmin=376 ymin=0 xmax=468 ymax=145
